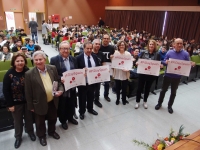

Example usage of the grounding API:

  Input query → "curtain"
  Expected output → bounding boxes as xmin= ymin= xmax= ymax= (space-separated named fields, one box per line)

xmin=164 ymin=11 xmax=200 ymax=42
xmin=105 ymin=10 xmax=165 ymax=36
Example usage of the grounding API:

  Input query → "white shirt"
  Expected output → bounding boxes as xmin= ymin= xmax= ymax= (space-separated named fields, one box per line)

xmin=84 ymin=53 xmax=96 ymax=68
xmin=63 ymin=57 xmax=70 ymax=71
xmin=37 ymin=67 xmax=47 ymax=76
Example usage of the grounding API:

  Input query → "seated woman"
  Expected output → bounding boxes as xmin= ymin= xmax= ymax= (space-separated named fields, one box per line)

xmin=26 ymin=40 xmax=35 ymax=51
xmin=62 ymin=33 xmax=69 ymax=41
xmin=0 ymin=44 xmax=13 ymax=61
xmin=112 ymin=41 xmax=131 ymax=105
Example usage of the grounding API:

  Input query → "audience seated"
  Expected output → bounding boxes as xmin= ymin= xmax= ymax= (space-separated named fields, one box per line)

xmin=26 ymin=40 xmax=35 ymax=51
xmin=0 ymin=44 xmax=13 ymax=61
xmin=12 ymin=39 xmax=22 ymax=52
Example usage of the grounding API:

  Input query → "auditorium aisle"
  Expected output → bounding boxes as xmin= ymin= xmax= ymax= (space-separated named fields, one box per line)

xmin=0 ymin=33 xmax=200 ymax=150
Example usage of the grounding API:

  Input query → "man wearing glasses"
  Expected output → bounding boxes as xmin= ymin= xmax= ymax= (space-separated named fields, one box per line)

xmin=50 ymin=41 xmax=78 ymax=130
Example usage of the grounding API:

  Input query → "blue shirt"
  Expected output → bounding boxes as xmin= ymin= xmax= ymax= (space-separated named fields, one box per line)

xmin=163 ymin=49 xmax=190 ymax=78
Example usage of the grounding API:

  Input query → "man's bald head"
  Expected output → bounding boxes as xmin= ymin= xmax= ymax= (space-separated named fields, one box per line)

xmin=173 ymin=38 xmax=183 ymax=52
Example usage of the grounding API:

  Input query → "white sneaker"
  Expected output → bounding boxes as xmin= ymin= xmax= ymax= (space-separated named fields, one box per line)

xmin=143 ymin=102 xmax=148 ymax=109
xmin=135 ymin=103 xmax=139 ymax=109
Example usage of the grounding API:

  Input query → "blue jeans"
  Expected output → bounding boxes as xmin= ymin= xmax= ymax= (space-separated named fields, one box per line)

xmin=31 ymin=32 xmax=38 ymax=42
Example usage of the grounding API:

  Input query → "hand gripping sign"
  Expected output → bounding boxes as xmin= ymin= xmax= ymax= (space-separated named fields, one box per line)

xmin=137 ymin=59 xmax=161 ymax=76
xmin=62 ymin=69 xmax=86 ymax=91
xmin=167 ymin=58 xmax=192 ymax=76
xmin=87 ymin=65 xmax=110 ymax=85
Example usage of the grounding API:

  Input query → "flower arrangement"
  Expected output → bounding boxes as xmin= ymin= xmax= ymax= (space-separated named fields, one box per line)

xmin=133 ymin=125 xmax=190 ymax=150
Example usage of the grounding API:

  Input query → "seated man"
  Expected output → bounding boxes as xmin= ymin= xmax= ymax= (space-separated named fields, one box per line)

xmin=18 ymin=29 xmax=27 ymax=38
xmin=12 ymin=39 xmax=22 ymax=52
xmin=0 ymin=35 xmax=7 ymax=47
xmin=6 ymin=30 xmax=15 ymax=39
xmin=159 ymin=46 xmax=167 ymax=61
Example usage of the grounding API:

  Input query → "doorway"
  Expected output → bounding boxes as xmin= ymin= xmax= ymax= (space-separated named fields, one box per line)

xmin=29 ymin=12 xmax=44 ymax=31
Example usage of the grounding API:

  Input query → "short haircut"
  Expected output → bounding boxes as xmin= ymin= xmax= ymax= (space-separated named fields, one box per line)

xmin=11 ymin=53 xmax=27 ymax=69
xmin=1 ymin=44 xmax=10 ymax=52
xmin=34 ymin=45 xmax=41 ymax=51
xmin=32 ymin=51 xmax=47 ymax=59
xmin=59 ymin=41 xmax=70 ymax=48
xmin=83 ymin=41 xmax=93 ymax=48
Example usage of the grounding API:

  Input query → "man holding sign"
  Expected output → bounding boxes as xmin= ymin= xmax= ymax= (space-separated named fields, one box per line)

xmin=155 ymin=38 xmax=195 ymax=114
xmin=50 ymin=41 xmax=78 ymax=130
xmin=76 ymin=42 xmax=101 ymax=120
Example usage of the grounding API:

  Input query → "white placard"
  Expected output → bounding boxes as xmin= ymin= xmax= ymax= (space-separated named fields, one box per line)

xmin=111 ymin=55 xmax=133 ymax=70
xmin=87 ymin=65 xmax=110 ymax=85
xmin=167 ymin=58 xmax=191 ymax=76
xmin=69 ymin=16 xmax=72 ymax=19
xmin=137 ymin=59 xmax=161 ymax=76
xmin=104 ymin=62 xmax=113 ymax=76
xmin=62 ymin=69 xmax=86 ymax=91
xmin=5 ymin=12 xmax=16 ymax=30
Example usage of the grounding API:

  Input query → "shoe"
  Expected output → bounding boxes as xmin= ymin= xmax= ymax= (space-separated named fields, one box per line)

xmin=168 ymin=107 xmax=173 ymax=114
xmin=39 ymin=137 xmax=47 ymax=146
xmin=14 ymin=138 xmax=22 ymax=149
xmin=49 ymin=132 xmax=60 ymax=140
xmin=116 ymin=100 xmax=120 ymax=105
xmin=104 ymin=96 xmax=111 ymax=102
xmin=28 ymin=133 xmax=36 ymax=141
xmin=135 ymin=103 xmax=139 ymax=109
xmin=69 ymin=119 xmax=78 ymax=125
xmin=155 ymin=104 xmax=162 ymax=110
xmin=61 ymin=123 xmax=68 ymax=130
xmin=94 ymin=100 xmax=102 ymax=108
xmin=143 ymin=102 xmax=148 ymax=109
xmin=88 ymin=110 xmax=98 ymax=115
xmin=125 ymin=100 xmax=129 ymax=104
xmin=122 ymin=100 xmax=129 ymax=105
xmin=80 ymin=114 xmax=84 ymax=120
xmin=74 ymin=113 xmax=78 ymax=119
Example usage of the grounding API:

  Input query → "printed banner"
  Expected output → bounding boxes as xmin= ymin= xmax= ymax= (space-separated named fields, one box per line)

xmin=87 ymin=65 xmax=110 ymax=85
xmin=167 ymin=58 xmax=191 ymax=76
xmin=104 ymin=62 xmax=113 ymax=76
xmin=62 ymin=69 xmax=86 ymax=91
xmin=137 ymin=59 xmax=161 ymax=76
xmin=5 ymin=12 xmax=16 ymax=30
xmin=111 ymin=55 xmax=133 ymax=70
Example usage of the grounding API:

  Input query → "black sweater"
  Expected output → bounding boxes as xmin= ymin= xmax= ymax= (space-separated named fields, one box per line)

xmin=3 ymin=67 xmax=29 ymax=107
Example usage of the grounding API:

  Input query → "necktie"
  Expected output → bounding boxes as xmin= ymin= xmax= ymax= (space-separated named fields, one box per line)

xmin=64 ymin=58 xmax=70 ymax=71
xmin=88 ymin=56 xmax=92 ymax=68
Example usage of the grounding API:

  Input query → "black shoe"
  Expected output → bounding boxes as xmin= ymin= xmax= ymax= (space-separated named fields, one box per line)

xmin=61 ymin=123 xmax=68 ymax=130
xmin=69 ymin=119 xmax=78 ymax=125
xmin=14 ymin=138 xmax=22 ymax=149
xmin=49 ymin=132 xmax=60 ymax=140
xmin=28 ymin=133 xmax=36 ymax=141
xmin=80 ymin=114 xmax=84 ymax=120
xmin=88 ymin=110 xmax=98 ymax=115
xmin=94 ymin=100 xmax=102 ymax=108
xmin=122 ymin=101 xmax=126 ymax=105
xmin=104 ymin=96 xmax=111 ymax=102
xmin=74 ymin=113 xmax=78 ymax=119
xmin=168 ymin=107 xmax=173 ymax=114
xmin=116 ymin=100 xmax=119 ymax=105
xmin=155 ymin=104 xmax=162 ymax=110
xmin=39 ymin=137 xmax=47 ymax=146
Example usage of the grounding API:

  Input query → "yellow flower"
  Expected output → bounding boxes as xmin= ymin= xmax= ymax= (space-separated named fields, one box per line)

xmin=157 ymin=144 xmax=164 ymax=150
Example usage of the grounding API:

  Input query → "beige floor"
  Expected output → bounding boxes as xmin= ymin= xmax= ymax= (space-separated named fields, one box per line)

xmin=0 ymin=34 xmax=199 ymax=150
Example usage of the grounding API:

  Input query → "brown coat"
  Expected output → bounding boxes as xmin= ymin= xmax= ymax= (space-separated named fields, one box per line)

xmin=25 ymin=65 xmax=64 ymax=115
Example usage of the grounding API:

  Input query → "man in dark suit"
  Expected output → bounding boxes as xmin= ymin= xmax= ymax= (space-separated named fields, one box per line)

xmin=76 ymin=41 xmax=100 ymax=120
xmin=50 ymin=41 xmax=78 ymax=130
xmin=25 ymin=51 xmax=64 ymax=146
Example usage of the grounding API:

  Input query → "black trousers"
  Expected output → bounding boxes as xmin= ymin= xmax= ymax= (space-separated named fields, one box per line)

xmin=11 ymin=103 xmax=34 ymax=139
xmin=34 ymin=101 xmax=57 ymax=138
xmin=115 ymin=79 xmax=128 ymax=102
xmin=158 ymin=76 xmax=180 ymax=107
xmin=94 ymin=83 xmax=101 ymax=101
xmin=78 ymin=84 xmax=95 ymax=115
xmin=58 ymin=94 xmax=75 ymax=124
xmin=136 ymin=74 xmax=156 ymax=103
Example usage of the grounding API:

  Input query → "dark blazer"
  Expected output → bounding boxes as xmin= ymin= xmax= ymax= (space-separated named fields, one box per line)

xmin=25 ymin=65 xmax=64 ymax=115
xmin=50 ymin=55 xmax=78 ymax=79
xmin=76 ymin=52 xmax=101 ymax=69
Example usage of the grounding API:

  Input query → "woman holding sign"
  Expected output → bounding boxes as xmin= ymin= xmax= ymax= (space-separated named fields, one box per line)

xmin=112 ymin=41 xmax=131 ymax=105
xmin=135 ymin=40 xmax=161 ymax=109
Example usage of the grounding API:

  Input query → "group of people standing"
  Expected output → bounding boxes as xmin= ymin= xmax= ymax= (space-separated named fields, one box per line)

xmin=2 ymin=32 xmax=194 ymax=149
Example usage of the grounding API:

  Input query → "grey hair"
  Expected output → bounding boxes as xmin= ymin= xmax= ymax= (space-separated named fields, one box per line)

xmin=32 ymin=51 xmax=47 ymax=59
xmin=93 ymin=39 xmax=100 ymax=44
xmin=59 ymin=41 xmax=70 ymax=48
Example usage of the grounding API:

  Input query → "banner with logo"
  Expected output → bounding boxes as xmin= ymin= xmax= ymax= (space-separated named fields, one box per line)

xmin=167 ymin=58 xmax=191 ymax=76
xmin=111 ymin=55 xmax=133 ymax=70
xmin=137 ymin=59 xmax=161 ymax=76
xmin=62 ymin=69 xmax=86 ymax=91
xmin=87 ymin=65 xmax=110 ymax=85
xmin=5 ymin=12 xmax=16 ymax=30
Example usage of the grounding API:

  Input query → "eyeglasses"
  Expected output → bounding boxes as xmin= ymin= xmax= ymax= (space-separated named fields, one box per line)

xmin=60 ymin=47 xmax=70 ymax=51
